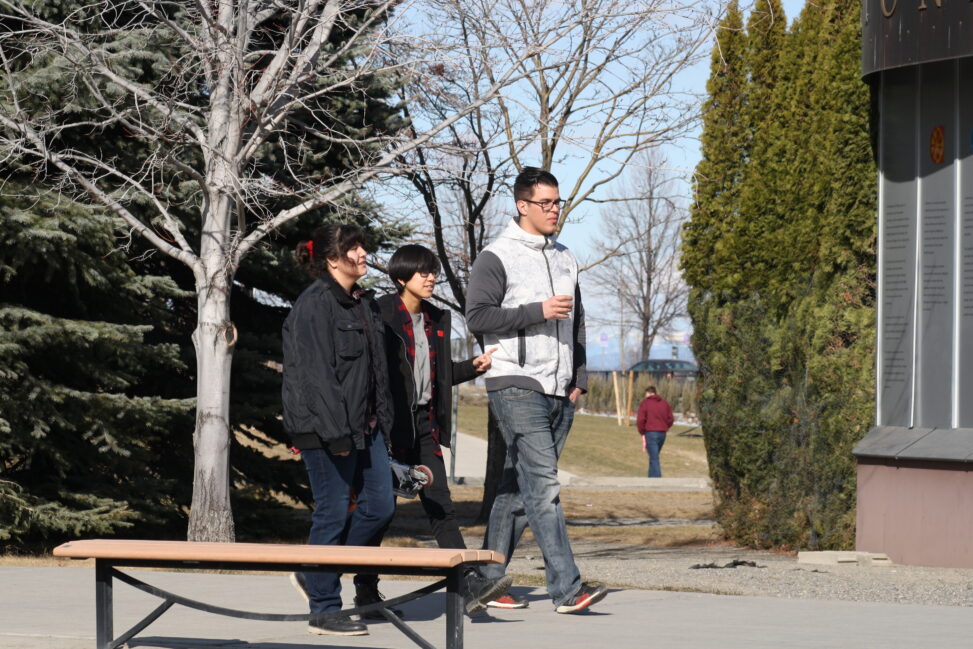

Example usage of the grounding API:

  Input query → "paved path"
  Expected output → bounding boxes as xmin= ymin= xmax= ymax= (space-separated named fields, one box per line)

xmin=2 ymin=565 xmax=972 ymax=649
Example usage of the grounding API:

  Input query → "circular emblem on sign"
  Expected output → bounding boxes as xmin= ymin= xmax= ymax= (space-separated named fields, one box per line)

xmin=930 ymin=126 xmax=945 ymax=164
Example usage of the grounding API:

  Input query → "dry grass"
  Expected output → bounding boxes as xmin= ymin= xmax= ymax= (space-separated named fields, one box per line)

xmin=456 ymin=404 xmax=708 ymax=478
xmin=0 ymin=555 xmax=91 ymax=568
xmin=386 ymin=486 xmax=717 ymax=547
xmin=3 ymin=488 xmax=718 ymax=565
xmin=393 ymin=486 xmax=713 ymax=522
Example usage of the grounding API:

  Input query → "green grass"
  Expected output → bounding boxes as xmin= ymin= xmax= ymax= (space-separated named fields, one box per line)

xmin=456 ymin=404 xmax=708 ymax=478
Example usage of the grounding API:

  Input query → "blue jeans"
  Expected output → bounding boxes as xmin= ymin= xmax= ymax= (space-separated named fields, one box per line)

xmin=300 ymin=430 xmax=394 ymax=614
xmin=643 ymin=431 xmax=666 ymax=478
xmin=482 ymin=387 xmax=581 ymax=607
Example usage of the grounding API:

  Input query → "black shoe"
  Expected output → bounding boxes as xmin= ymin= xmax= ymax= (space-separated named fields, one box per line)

xmin=354 ymin=583 xmax=404 ymax=620
xmin=462 ymin=571 xmax=513 ymax=615
xmin=308 ymin=614 xmax=368 ymax=636
xmin=555 ymin=582 xmax=608 ymax=614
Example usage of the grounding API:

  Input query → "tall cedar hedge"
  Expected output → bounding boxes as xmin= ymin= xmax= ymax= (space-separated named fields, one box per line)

xmin=682 ymin=0 xmax=876 ymax=549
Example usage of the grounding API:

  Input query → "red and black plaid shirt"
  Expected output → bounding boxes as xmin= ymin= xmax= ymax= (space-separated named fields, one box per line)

xmin=395 ymin=298 xmax=444 ymax=454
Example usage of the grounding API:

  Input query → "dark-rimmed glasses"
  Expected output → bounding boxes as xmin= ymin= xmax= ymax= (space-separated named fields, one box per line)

xmin=520 ymin=198 xmax=566 ymax=212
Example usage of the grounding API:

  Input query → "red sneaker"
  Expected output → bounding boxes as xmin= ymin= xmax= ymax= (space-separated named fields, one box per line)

xmin=486 ymin=594 xmax=529 ymax=609
xmin=555 ymin=582 xmax=608 ymax=614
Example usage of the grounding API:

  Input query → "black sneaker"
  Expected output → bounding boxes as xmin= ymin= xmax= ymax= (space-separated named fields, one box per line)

xmin=308 ymin=614 xmax=368 ymax=636
xmin=555 ymin=582 xmax=608 ymax=614
xmin=486 ymin=593 xmax=529 ymax=609
xmin=354 ymin=583 xmax=404 ymax=620
xmin=463 ymin=572 xmax=513 ymax=615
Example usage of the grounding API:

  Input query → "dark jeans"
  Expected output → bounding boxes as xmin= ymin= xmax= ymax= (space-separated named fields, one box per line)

xmin=356 ymin=405 xmax=467 ymax=591
xmin=301 ymin=429 xmax=394 ymax=614
xmin=643 ymin=431 xmax=666 ymax=478
xmin=481 ymin=387 xmax=581 ymax=607
xmin=411 ymin=404 xmax=466 ymax=549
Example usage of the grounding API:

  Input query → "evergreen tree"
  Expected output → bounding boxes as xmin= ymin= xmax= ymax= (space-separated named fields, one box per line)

xmin=682 ymin=0 xmax=747 ymax=298
xmin=684 ymin=0 xmax=875 ymax=549
xmin=0 ymin=186 xmax=194 ymax=550
xmin=719 ymin=0 xmax=787 ymax=295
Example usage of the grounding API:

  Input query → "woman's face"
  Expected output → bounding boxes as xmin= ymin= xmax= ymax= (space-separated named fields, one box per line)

xmin=401 ymin=270 xmax=436 ymax=300
xmin=331 ymin=244 xmax=367 ymax=281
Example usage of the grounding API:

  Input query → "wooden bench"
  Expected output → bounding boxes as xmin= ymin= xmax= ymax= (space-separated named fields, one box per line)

xmin=53 ymin=539 xmax=504 ymax=649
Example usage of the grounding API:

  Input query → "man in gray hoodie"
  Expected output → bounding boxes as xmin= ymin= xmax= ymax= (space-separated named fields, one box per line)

xmin=466 ymin=167 xmax=608 ymax=614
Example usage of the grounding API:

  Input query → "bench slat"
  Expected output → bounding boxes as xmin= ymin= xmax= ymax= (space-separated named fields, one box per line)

xmin=53 ymin=540 xmax=503 ymax=568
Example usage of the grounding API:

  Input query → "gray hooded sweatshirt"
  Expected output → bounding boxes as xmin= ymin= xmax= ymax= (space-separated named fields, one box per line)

xmin=466 ymin=219 xmax=587 ymax=397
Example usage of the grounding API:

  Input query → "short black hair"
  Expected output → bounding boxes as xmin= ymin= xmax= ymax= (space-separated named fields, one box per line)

xmin=388 ymin=244 xmax=441 ymax=293
xmin=514 ymin=166 xmax=559 ymax=202
xmin=645 ymin=385 xmax=657 ymax=395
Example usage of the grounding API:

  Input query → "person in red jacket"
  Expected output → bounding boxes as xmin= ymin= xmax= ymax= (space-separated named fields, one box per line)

xmin=635 ymin=386 xmax=674 ymax=478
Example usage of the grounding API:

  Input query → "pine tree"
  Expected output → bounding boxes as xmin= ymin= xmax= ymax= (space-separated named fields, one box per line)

xmin=0 ymin=186 xmax=195 ymax=549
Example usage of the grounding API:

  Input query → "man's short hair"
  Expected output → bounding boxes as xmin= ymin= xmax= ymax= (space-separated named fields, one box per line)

xmin=387 ymin=244 xmax=441 ymax=293
xmin=513 ymin=166 xmax=559 ymax=202
xmin=645 ymin=385 xmax=657 ymax=395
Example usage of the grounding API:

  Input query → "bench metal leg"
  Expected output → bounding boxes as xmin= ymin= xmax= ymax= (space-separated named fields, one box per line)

xmin=445 ymin=567 xmax=463 ymax=649
xmin=95 ymin=560 xmax=113 ymax=649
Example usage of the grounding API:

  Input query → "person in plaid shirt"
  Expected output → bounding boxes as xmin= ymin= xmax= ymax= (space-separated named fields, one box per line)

xmin=360 ymin=244 xmax=511 ymax=616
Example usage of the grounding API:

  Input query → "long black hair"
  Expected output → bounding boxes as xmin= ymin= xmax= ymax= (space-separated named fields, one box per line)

xmin=295 ymin=224 xmax=367 ymax=278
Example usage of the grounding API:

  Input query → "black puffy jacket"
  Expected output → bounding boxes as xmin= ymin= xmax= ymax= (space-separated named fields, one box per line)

xmin=377 ymin=294 xmax=477 ymax=452
xmin=282 ymin=275 xmax=394 ymax=454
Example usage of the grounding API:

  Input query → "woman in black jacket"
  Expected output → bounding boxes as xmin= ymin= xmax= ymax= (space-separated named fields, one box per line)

xmin=281 ymin=224 xmax=395 ymax=637
xmin=368 ymin=244 xmax=511 ymax=614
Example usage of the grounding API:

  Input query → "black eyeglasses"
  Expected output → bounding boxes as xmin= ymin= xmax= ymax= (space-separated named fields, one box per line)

xmin=520 ymin=198 xmax=566 ymax=212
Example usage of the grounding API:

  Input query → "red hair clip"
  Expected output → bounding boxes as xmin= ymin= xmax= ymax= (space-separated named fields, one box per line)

xmin=305 ymin=240 xmax=314 ymax=258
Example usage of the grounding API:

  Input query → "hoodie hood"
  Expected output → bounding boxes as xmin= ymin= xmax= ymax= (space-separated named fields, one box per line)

xmin=502 ymin=218 xmax=556 ymax=251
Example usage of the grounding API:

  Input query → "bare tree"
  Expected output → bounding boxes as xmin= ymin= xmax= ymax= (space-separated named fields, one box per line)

xmin=587 ymin=152 xmax=688 ymax=362
xmin=0 ymin=0 xmax=621 ymax=541
xmin=379 ymin=0 xmax=713 ymax=520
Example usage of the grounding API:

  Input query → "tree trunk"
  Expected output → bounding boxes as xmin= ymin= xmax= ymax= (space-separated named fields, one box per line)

xmin=187 ymin=271 xmax=236 ymax=542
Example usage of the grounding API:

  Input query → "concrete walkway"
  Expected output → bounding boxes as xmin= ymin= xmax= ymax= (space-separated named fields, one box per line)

xmin=2 ymin=565 xmax=972 ymax=649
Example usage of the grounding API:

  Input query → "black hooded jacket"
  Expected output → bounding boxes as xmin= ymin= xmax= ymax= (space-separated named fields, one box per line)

xmin=281 ymin=275 xmax=394 ymax=454
xmin=376 ymin=294 xmax=477 ymax=452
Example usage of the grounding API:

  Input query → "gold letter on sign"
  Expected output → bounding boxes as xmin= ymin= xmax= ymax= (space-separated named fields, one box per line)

xmin=881 ymin=0 xmax=897 ymax=17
